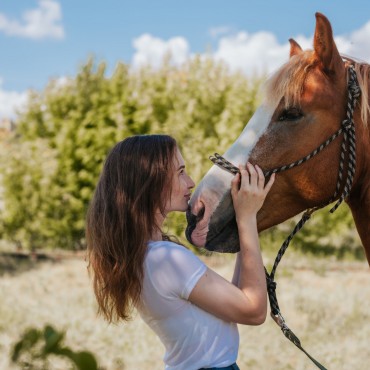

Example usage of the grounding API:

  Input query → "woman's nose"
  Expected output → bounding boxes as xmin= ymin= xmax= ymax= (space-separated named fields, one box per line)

xmin=188 ymin=176 xmax=195 ymax=189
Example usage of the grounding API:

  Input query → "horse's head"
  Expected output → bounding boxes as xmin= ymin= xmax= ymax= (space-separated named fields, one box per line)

xmin=186 ymin=13 xmax=362 ymax=252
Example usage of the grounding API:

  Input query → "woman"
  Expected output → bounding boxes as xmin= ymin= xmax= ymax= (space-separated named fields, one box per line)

xmin=86 ymin=134 xmax=275 ymax=370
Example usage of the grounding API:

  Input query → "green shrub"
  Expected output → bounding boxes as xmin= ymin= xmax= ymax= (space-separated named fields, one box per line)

xmin=11 ymin=325 xmax=98 ymax=370
xmin=0 ymin=57 xmax=361 ymax=259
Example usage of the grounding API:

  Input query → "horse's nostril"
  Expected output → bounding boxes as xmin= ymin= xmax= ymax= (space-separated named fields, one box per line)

xmin=185 ymin=203 xmax=206 ymax=244
xmin=196 ymin=205 xmax=205 ymax=222
xmin=186 ymin=209 xmax=197 ymax=228
xmin=185 ymin=209 xmax=197 ymax=244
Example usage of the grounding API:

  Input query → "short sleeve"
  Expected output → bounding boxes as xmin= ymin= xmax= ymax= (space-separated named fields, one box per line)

xmin=146 ymin=241 xmax=207 ymax=300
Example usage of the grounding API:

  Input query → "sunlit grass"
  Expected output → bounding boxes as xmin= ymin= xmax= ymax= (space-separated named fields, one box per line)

xmin=0 ymin=252 xmax=369 ymax=370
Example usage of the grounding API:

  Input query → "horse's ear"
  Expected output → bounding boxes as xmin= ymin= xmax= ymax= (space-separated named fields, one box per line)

xmin=313 ymin=12 xmax=344 ymax=76
xmin=289 ymin=39 xmax=303 ymax=58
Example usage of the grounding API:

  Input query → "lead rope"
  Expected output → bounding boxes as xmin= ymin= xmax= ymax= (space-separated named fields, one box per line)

xmin=209 ymin=65 xmax=360 ymax=370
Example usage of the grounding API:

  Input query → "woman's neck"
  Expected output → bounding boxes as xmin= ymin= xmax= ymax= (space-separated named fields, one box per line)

xmin=151 ymin=211 xmax=166 ymax=241
xmin=150 ymin=229 xmax=163 ymax=241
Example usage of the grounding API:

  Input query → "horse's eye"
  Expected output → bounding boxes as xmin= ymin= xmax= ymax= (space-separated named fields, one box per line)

xmin=278 ymin=108 xmax=303 ymax=122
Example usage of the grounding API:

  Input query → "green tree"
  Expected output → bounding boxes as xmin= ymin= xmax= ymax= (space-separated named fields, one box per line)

xmin=11 ymin=325 xmax=98 ymax=370
xmin=260 ymin=203 xmax=363 ymax=260
xmin=0 ymin=57 xmax=261 ymax=250
xmin=0 ymin=56 xmax=361 ymax=258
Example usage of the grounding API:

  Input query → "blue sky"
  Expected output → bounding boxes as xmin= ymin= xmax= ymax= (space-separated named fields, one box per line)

xmin=1 ymin=0 xmax=370 ymax=118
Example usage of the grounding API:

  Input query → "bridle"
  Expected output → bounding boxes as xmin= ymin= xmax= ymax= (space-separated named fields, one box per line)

xmin=209 ymin=65 xmax=361 ymax=370
xmin=210 ymin=66 xmax=360 ymax=211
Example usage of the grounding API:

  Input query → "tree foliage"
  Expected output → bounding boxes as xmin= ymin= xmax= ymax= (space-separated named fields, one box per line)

xmin=0 ymin=57 xmax=362 ymax=258
xmin=0 ymin=57 xmax=261 ymax=250
xmin=260 ymin=203 xmax=363 ymax=260
xmin=11 ymin=324 xmax=98 ymax=370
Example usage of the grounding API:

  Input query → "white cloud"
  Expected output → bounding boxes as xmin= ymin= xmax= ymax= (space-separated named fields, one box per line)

xmin=290 ymin=34 xmax=312 ymax=50
xmin=130 ymin=30 xmax=312 ymax=77
xmin=131 ymin=34 xmax=189 ymax=69
xmin=335 ymin=21 xmax=370 ymax=62
xmin=0 ymin=79 xmax=28 ymax=119
xmin=211 ymin=22 xmax=370 ymax=77
xmin=131 ymin=21 xmax=370 ymax=78
xmin=0 ymin=0 xmax=64 ymax=40
xmin=213 ymin=31 xmax=291 ymax=77
xmin=208 ymin=26 xmax=232 ymax=38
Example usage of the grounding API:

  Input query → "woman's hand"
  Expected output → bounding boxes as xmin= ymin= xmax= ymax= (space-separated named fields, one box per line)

xmin=231 ymin=163 xmax=275 ymax=222
xmin=189 ymin=163 xmax=275 ymax=325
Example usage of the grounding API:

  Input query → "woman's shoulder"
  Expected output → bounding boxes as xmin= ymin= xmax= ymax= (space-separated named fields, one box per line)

xmin=146 ymin=240 xmax=198 ymax=261
xmin=148 ymin=239 xmax=184 ymax=248
xmin=147 ymin=240 xmax=188 ymax=253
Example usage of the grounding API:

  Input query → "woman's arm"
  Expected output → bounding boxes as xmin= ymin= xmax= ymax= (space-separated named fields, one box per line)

xmin=231 ymin=252 xmax=241 ymax=286
xmin=189 ymin=163 xmax=275 ymax=325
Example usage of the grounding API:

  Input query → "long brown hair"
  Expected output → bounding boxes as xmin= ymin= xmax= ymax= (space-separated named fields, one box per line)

xmin=86 ymin=135 xmax=177 ymax=322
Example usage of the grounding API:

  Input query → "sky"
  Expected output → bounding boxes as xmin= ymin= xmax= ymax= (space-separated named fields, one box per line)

xmin=1 ymin=0 xmax=370 ymax=119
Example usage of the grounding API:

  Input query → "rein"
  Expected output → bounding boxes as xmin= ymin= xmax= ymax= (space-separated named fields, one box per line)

xmin=209 ymin=65 xmax=360 ymax=370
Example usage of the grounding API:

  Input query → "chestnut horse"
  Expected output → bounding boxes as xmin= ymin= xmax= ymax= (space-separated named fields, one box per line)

xmin=186 ymin=13 xmax=370 ymax=264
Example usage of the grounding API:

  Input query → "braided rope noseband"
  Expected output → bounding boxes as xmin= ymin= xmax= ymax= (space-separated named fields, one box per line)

xmin=209 ymin=65 xmax=360 ymax=370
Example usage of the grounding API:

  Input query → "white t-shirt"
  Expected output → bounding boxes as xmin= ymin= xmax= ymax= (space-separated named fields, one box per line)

xmin=137 ymin=240 xmax=239 ymax=370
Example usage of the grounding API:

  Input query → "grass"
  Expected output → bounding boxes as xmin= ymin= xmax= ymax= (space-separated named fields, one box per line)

xmin=0 ymin=251 xmax=369 ymax=370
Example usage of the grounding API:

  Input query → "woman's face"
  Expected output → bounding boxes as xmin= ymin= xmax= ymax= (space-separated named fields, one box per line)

xmin=165 ymin=148 xmax=195 ymax=214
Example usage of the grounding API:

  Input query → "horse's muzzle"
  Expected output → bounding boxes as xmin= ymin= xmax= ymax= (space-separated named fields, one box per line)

xmin=185 ymin=208 xmax=197 ymax=244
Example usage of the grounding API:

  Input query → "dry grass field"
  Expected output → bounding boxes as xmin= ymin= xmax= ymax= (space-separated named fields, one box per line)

xmin=0 ymin=251 xmax=369 ymax=370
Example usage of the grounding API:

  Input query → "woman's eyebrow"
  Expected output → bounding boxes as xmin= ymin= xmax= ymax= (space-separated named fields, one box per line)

xmin=177 ymin=165 xmax=185 ymax=171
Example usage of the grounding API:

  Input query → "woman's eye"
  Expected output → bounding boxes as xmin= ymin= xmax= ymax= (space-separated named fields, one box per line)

xmin=278 ymin=108 xmax=303 ymax=122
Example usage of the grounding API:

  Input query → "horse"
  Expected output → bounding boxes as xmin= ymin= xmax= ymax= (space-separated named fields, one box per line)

xmin=186 ymin=12 xmax=370 ymax=264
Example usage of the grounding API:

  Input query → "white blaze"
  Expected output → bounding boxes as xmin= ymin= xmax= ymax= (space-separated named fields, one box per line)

xmin=193 ymin=104 xmax=273 ymax=201
xmin=223 ymin=104 xmax=273 ymax=166
xmin=189 ymin=104 xmax=274 ymax=246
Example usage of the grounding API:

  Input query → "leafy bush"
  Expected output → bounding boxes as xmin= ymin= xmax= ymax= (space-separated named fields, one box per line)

xmin=0 ymin=57 xmax=362 ymax=258
xmin=11 ymin=325 xmax=98 ymax=370
xmin=0 ymin=57 xmax=261 ymax=250
xmin=260 ymin=203 xmax=363 ymax=260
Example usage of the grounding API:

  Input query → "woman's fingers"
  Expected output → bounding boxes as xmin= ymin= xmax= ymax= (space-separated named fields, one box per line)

xmin=255 ymin=164 xmax=265 ymax=189
xmin=231 ymin=172 xmax=240 ymax=196
xmin=236 ymin=165 xmax=247 ymax=187
xmin=231 ymin=162 xmax=276 ymax=217
xmin=264 ymin=173 xmax=275 ymax=193
xmin=232 ymin=163 xmax=275 ymax=194
xmin=247 ymin=163 xmax=275 ymax=194
xmin=246 ymin=162 xmax=258 ymax=187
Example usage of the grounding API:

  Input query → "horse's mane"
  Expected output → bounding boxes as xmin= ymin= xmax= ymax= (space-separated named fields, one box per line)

xmin=264 ymin=51 xmax=370 ymax=127
xmin=351 ymin=59 xmax=370 ymax=126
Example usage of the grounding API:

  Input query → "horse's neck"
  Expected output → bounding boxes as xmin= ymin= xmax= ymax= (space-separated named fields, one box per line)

xmin=347 ymin=111 xmax=370 ymax=265
xmin=348 ymin=190 xmax=370 ymax=264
